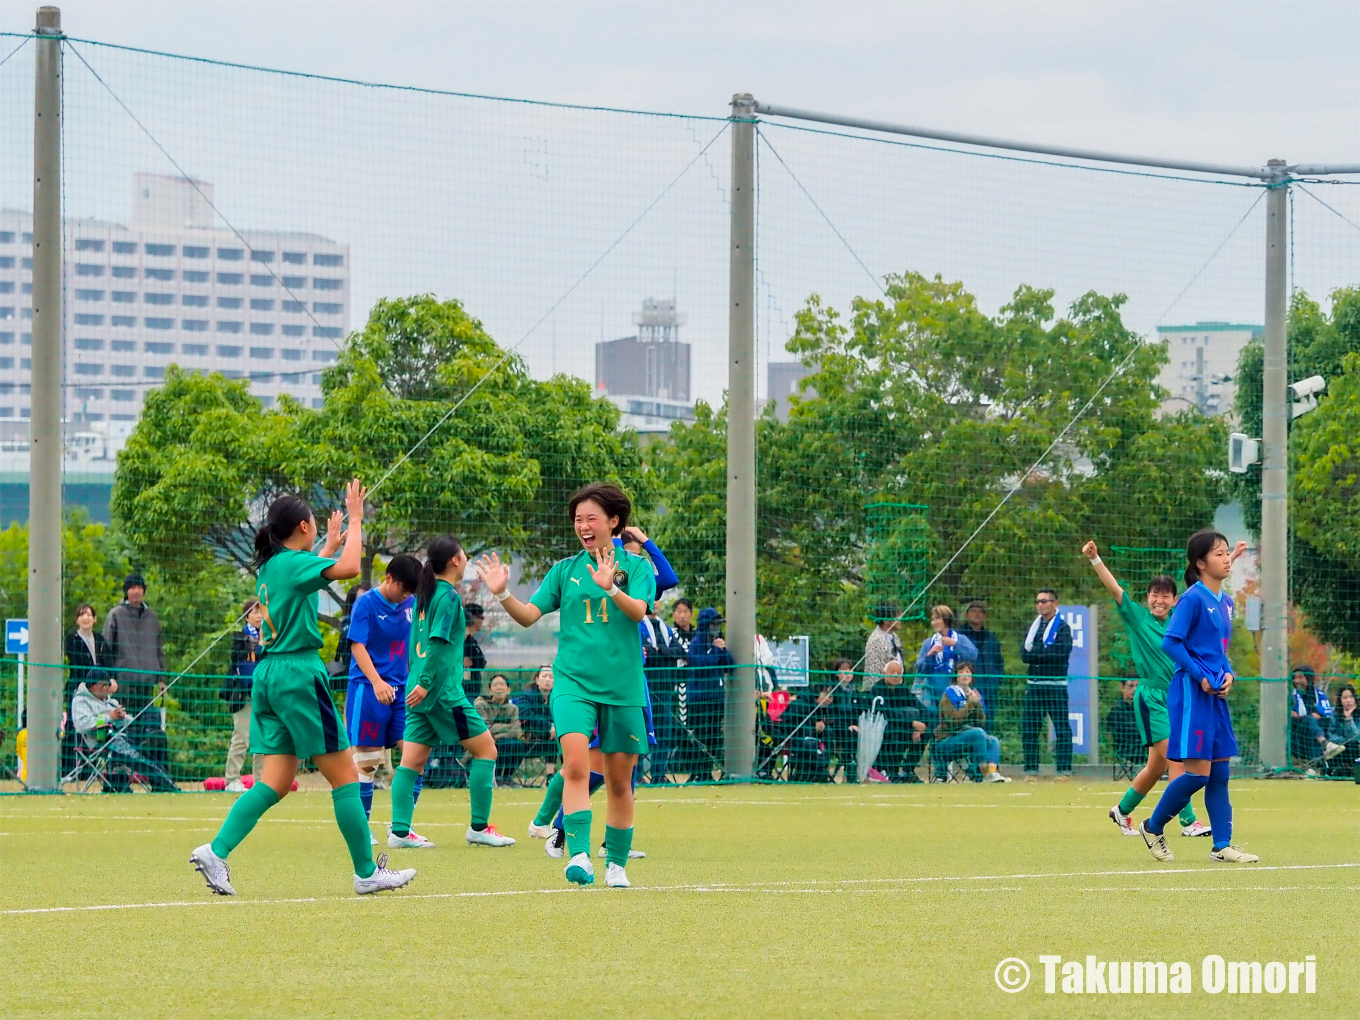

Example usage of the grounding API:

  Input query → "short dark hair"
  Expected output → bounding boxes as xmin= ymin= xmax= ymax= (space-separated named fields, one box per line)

xmin=832 ymin=658 xmax=854 ymax=671
xmin=568 ymin=483 xmax=631 ymax=535
xmin=385 ymin=553 xmax=422 ymax=593
xmin=465 ymin=602 xmax=485 ymax=620
xmin=673 ymin=597 xmax=693 ymax=611
xmin=1037 ymin=588 xmax=1058 ymax=601
xmin=1146 ymin=575 xmax=1177 ymax=597
xmin=872 ymin=602 xmax=898 ymax=622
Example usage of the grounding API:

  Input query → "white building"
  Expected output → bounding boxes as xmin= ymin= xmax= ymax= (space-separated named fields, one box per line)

xmin=0 ymin=173 xmax=349 ymax=425
xmin=1155 ymin=321 xmax=1262 ymax=416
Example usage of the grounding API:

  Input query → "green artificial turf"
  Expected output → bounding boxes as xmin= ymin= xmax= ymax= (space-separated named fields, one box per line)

xmin=0 ymin=780 xmax=1355 ymax=1018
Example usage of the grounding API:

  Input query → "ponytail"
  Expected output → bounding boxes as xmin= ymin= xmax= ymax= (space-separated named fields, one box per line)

xmin=1183 ymin=528 xmax=1229 ymax=589
xmin=252 ymin=494 xmax=314 ymax=570
xmin=416 ymin=534 xmax=464 ymax=615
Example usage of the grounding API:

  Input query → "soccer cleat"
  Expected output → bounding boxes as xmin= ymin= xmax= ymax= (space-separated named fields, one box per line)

xmin=354 ymin=853 xmax=416 ymax=895
xmin=190 ymin=843 xmax=236 ymax=896
xmin=387 ymin=826 xmax=436 ymax=849
xmin=1109 ymin=805 xmax=1139 ymax=836
xmin=1210 ymin=844 xmax=1260 ymax=863
xmin=1138 ymin=820 xmax=1174 ymax=861
xmin=565 ymin=851 xmax=595 ymax=886
xmin=546 ymin=826 xmax=565 ymax=858
xmin=605 ymin=861 xmax=631 ymax=888
xmin=984 ymin=770 xmax=1012 ymax=783
xmin=224 ymin=779 xmax=247 ymax=794
xmin=1180 ymin=820 xmax=1212 ymax=838
xmin=1324 ymin=741 xmax=1346 ymax=760
xmin=466 ymin=824 xmax=515 ymax=847
xmin=597 ymin=845 xmax=647 ymax=859
xmin=527 ymin=821 xmax=557 ymax=840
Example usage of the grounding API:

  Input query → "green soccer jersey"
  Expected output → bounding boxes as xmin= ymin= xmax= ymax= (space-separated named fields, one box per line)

xmin=1114 ymin=589 xmax=1173 ymax=692
xmin=407 ymin=579 xmax=465 ymax=707
xmin=257 ymin=547 xmax=333 ymax=654
xmin=530 ymin=548 xmax=655 ymax=706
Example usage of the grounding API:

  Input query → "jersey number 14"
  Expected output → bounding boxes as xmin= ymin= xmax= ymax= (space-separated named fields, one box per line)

xmin=582 ymin=597 xmax=610 ymax=624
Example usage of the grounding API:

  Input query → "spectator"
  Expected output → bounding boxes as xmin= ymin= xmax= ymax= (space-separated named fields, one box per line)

xmin=514 ymin=664 xmax=557 ymax=769
xmin=932 ymin=662 xmax=1008 ymax=782
xmin=1326 ymin=684 xmax=1360 ymax=776
xmin=862 ymin=604 xmax=904 ymax=692
xmin=912 ymin=604 xmax=978 ymax=705
xmin=1106 ymin=678 xmax=1143 ymax=765
xmin=958 ymin=599 xmax=1005 ymax=731
xmin=1290 ymin=666 xmax=1342 ymax=765
xmin=1020 ymin=588 xmax=1074 ymax=780
xmin=70 ymin=674 xmax=178 ymax=793
xmin=462 ymin=602 xmax=487 ymax=698
xmin=868 ymin=659 xmax=929 ymax=783
xmin=64 ymin=603 xmax=111 ymax=777
xmin=661 ymin=598 xmax=697 ymax=778
xmin=475 ymin=674 xmax=525 ymax=783
xmin=103 ymin=572 xmax=169 ymax=769
xmin=220 ymin=599 xmax=264 ymax=792
xmin=681 ymin=607 xmax=734 ymax=780
xmin=638 ymin=609 xmax=679 ymax=782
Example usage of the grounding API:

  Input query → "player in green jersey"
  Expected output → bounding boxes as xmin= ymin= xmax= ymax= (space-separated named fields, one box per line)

xmin=480 ymin=483 xmax=656 ymax=888
xmin=191 ymin=481 xmax=416 ymax=897
xmin=1085 ymin=539 xmax=1242 ymax=839
xmin=387 ymin=534 xmax=515 ymax=849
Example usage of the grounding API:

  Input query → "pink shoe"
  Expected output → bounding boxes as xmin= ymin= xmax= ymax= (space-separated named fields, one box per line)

xmin=865 ymin=767 xmax=889 ymax=783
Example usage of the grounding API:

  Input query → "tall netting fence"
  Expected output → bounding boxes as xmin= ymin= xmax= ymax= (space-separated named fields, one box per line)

xmin=2 ymin=30 xmax=1359 ymax=790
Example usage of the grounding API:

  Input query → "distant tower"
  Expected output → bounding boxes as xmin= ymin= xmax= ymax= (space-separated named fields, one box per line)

xmin=595 ymin=298 xmax=694 ymax=431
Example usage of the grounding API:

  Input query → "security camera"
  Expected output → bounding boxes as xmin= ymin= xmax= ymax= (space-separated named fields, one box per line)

xmin=1291 ymin=375 xmax=1326 ymax=419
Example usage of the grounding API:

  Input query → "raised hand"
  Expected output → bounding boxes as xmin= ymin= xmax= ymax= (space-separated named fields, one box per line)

xmin=321 ymin=509 xmax=345 ymax=558
xmin=344 ymin=478 xmax=366 ymax=522
xmin=1229 ymin=541 xmax=1249 ymax=564
xmin=622 ymin=526 xmax=649 ymax=545
xmin=477 ymin=552 xmax=510 ymax=595
xmin=587 ymin=545 xmax=618 ymax=590
xmin=1082 ymin=540 xmax=1098 ymax=560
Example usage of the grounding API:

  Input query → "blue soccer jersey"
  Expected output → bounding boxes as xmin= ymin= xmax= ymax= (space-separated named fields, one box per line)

xmin=346 ymin=587 xmax=414 ymax=687
xmin=1162 ymin=581 xmax=1238 ymax=761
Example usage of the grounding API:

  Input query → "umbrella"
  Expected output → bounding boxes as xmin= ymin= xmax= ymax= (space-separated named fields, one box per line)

xmin=856 ymin=696 xmax=888 ymax=783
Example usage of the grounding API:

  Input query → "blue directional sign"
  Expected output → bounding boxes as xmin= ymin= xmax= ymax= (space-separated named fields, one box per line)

xmin=5 ymin=619 xmax=28 ymax=655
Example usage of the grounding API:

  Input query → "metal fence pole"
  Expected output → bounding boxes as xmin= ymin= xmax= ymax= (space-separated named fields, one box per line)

xmin=1258 ymin=160 xmax=1289 ymax=768
xmin=723 ymin=93 xmax=757 ymax=780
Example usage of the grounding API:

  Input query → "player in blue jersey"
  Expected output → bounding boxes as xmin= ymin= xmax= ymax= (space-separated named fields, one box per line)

xmin=1139 ymin=529 xmax=1259 ymax=864
xmin=344 ymin=555 xmax=433 ymax=847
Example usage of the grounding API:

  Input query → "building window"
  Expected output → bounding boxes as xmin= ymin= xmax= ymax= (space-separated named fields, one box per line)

xmin=75 ymin=263 xmax=104 ymax=277
xmin=0 ymin=308 xmax=10 ymax=320
xmin=313 ymin=253 xmax=343 ymax=267
xmin=183 ymin=245 xmax=209 ymax=259
xmin=146 ymin=243 xmax=176 ymax=257
xmin=144 ymin=366 xmax=165 ymax=379
xmin=0 ymin=332 xmax=9 ymax=344
xmin=279 ymin=276 xmax=305 ymax=290
xmin=217 ymin=321 xmax=243 ymax=333
xmin=112 ymin=241 xmax=138 ymax=255
xmin=249 ymin=370 xmax=272 ymax=381
xmin=250 ymin=299 xmax=275 ymax=312
xmin=313 ymin=302 xmax=343 ymax=315
xmin=20 ymin=283 xmax=31 ymax=295
xmin=216 ymin=345 xmax=243 ymax=358
xmin=0 ymin=359 xmax=12 ymax=370
xmin=0 ymin=257 xmax=12 ymax=269
xmin=250 ymin=250 xmax=275 ymax=263
xmin=112 ymin=316 xmax=137 ymax=328
xmin=111 ymin=364 xmax=135 ymax=377
xmin=74 ymin=239 xmax=105 ymax=252
xmin=182 ymin=294 xmax=209 ymax=307
xmin=311 ymin=398 xmax=325 ymax=408
xmin=282 ymin=324 xmax=306 ymax=337
xmin=21 ymin=258 xmax=31 ymax=270
xmin=110 ymin=413 xmax=136 ymax=421
xmin=282 ymin=251 xmax=306 ymax=264
xmin=0 ymin=232 xmax=12 ymax=243
xmin=111 ymin=265 xmax=136 ymax=279
xmin=21 ymin=308 xmax=32 ymax=320
xmin=75 ymin=387 xmax=104 ymax=399
xmin=145 ymin=317 xmax=174 ymax=330
xmin=112 ymin=291 xmax=136 ymax=303
xmin=73 ymin=314 xmax=105 ymax=326
xmin=111 ymin=339 xmax=135 ymax=352
xmin=250 ymin=346 xmax=274 ymax=358
xmin=20 ymin=358 xmax=30 ymax=370
xmin=182 ymin=343 xmax=209 ymax=356
xmin=220 ymin=369 xmax=243 ymax=379
xmin=250 ymin=274 xmax=274 ymax=287
xmin=282 ymin=301 xmax=304 ymax=313
xmin=147 ymin=293 xmax=177 ymax=306
xmin=0 ymin=283 xmax=10 ymax=295
xmin=260 ymin=395 xmax=275 ymax=408
xmin=281 ymin=371 xmax=305 ymax=383
xmin=281 ymin=348 xmax=303 ymax=361
xmin=217 ymin=248 xmax=244 ymax=261
xmin=312 ymin=278 xmax=343 ymax=291
xmin=312 ymin=348 xmax=339 ymax=361
xmin=74 ymin=363 xmax=104 ymax=375
xmin=0 ymin=407 xmax=11 ymax=417
xmin=145 ymin=341 xmax=174 ymax=354
xmin=313 ymin=326 xmax=342 ymax=340
xmin=182 ymin=319 xmax=209 ymax=332
xmin=0 ymin=385 xmax=12 ymax=393
xmin=183 ymin=270 xmax=209 ymax=283
xmin=21 ymin=333 xmax=30 ymax=345
xmin=111 ymin=389 xmax=135 ymax=401
xmin=217 ymin=273 xmax=243 ymax=286
xmin=217 ymin=296 xmax=243 ymax=310
xmin=75 ymin=289 xmax=104 ymax=301
xmin=74 ymin=337 xmax=104 ymax=351
xmin=145 ymin=267 xmax=175 ymax=281
xmin=250 ymin=324 xmax=274 ymax=337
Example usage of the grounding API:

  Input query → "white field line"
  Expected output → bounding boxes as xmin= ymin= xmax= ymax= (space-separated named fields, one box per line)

xmin=3 ymin=863 xmax=1356 ymax=917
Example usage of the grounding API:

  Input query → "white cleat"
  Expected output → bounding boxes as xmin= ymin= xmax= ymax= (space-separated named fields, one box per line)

xmin=387 ymin=826 xmax=436 ymax=849
xmin=527 ymin=821 xmax=557 ymax=840
xmin=546 ymin=827 xmax=565 ymax=858
xmin=190 ymin=843 xmax=236 ymax=896
xmin=224 ymin=779 xmax=247 ymax=793
xmin=565 ymin=851 xmax=595 ymax=886
xmin=1109 ymin=805 xmax=1139 ymax=836
xmin=596 ymin=845 xmax=646 ymax=859
xmin=466 ymin=824 xmax=515 ymax=847
xmin=1210 ymin=844 xmax=1260 ymax=863
xmin=1181 ymin=820 xmax=1213 ymax=838
xmin=605 ymin=861 xmax=631 ymax=888
xmin=1138 ymin=820 xmax=1174 ymax=862
xmin=354 ymin=853 xmax=416 ymax=895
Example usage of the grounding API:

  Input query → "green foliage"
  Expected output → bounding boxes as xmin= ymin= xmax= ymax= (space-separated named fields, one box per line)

xmin=0 ymin=510 xmax=130 ymax=640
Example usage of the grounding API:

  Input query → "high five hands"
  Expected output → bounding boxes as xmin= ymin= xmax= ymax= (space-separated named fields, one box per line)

xmin=586 ymin=545 xmax=618 ymax=590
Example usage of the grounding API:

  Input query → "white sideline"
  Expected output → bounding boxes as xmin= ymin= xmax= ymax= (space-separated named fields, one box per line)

xmin=3 ymin=862 xmax=1356 ymax=917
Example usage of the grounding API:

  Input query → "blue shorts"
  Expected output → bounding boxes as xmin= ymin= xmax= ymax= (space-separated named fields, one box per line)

xmin=1166 ymin=673 xmax=1238 ymax=761
xmin=345 ymin=680 xmax=406 ymax=749
xmin=588 ymin=679 xmax=658 ymax=751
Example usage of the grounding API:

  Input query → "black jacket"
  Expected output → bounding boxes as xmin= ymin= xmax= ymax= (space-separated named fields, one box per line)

xmin=958 ymin=624 xmax=1006 ymax=682
xmin=463 ymin=633 xmax=486 ymax=697
xmin=221 ymin=627 xmax=261 ymax=713
xmin=514 ymin=687 xmax=554 ymax=744
xmin=1020 ymin=616 xmax=1073 ymax=680
xmin=1106 ymin=698 xmax=1142 ymax=761
xmin=65 ymin=628 xmax=111 ymax=699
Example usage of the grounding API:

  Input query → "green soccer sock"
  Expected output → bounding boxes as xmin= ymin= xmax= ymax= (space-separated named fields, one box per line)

xmin=332 ymin=782 xmax=376 ymax=879
xmin=468 ymin=758 xmax=495 ymax=830
xmin=1178 ymin=803 xmax=1197 ymax=826
xmin=1117 ymin=786 xmax=1146 ymax=816
xmin=605 ymin=825 xmax=633 ymax=869
xmin=564 ymin=809 xmax=592 ymax=859
xmin=389 ymin=765 xmax=420 ymax=838
xmin=534 ymin=772 xmax=565 ymax=826
xmin=210 ymin=782 xmax=280 ymax=858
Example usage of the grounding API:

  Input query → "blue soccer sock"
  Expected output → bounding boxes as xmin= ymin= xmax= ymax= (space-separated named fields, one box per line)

xmin=358 ymin=776 xmax=374 ymax=819
xmin=412 ymin=772 xmax=423 ymax=806
xmin=1205 ymin=759 xmax=1233 ymax=850
xmin=554 ymin=771 xmax=605 ymax=830
xmin=1147 ymin=772 xmax=1209 ymax=835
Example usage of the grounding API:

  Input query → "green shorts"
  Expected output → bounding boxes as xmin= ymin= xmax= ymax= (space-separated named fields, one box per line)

xmin=551 ymin=693 xmax=647 ymax=755
xmin=1134 ymin=684 xmax=1170 ymax=747
xmin=250 ymin=651 xmax=348 ymax=759
xmin=403 ymin=691 xmax=488 ymax=747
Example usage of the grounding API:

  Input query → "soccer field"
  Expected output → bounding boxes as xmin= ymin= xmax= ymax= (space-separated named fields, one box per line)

xmin=1 ymin=780 xmax=1355 ymax=1019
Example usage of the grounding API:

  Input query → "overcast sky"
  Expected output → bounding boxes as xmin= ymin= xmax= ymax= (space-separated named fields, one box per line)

xmin=2 ymin=1 xmax=1357 ymax=402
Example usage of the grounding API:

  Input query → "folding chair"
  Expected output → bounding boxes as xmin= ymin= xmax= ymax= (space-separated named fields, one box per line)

xmin=63 ymin=737 xmax=154 ymax=793
xmin=1111 ymin=753 xmax=1138 ymax=782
